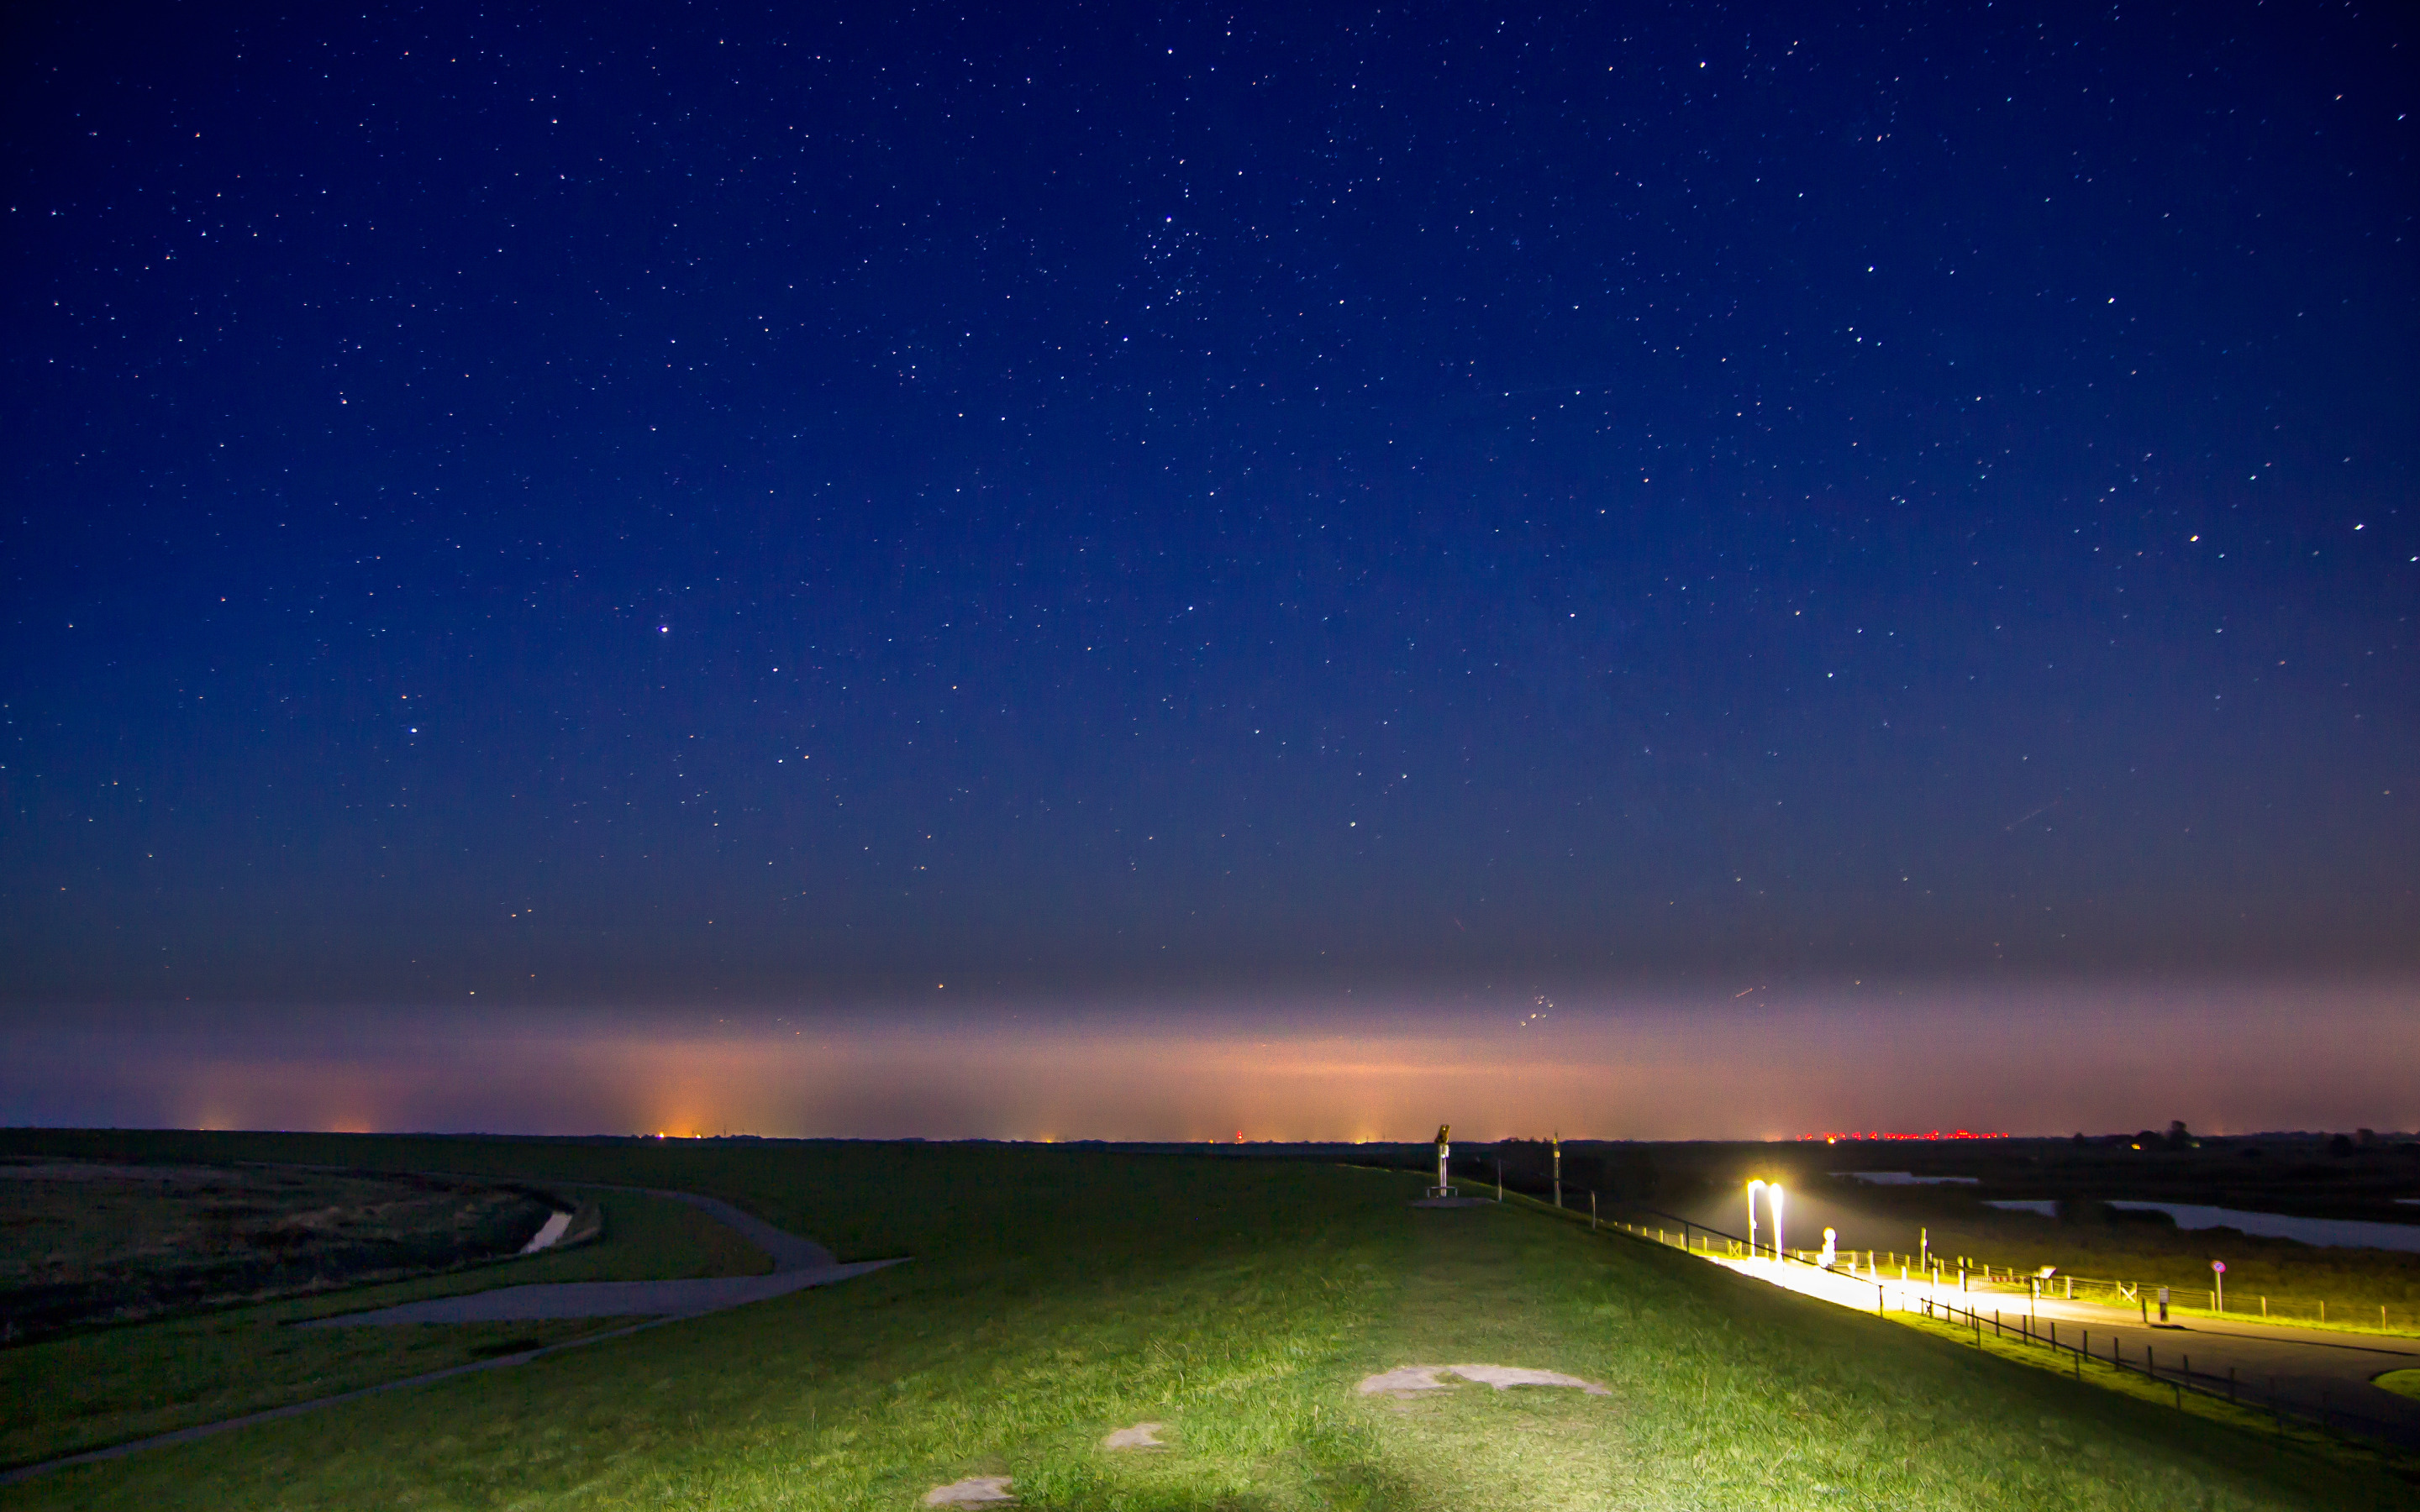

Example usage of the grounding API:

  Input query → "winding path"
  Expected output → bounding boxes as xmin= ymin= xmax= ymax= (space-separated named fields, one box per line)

xmin=0 ymin=1184 xmax=903 ymax=1488
xmin=301 ymin=1186 xmax=900 ymax=1325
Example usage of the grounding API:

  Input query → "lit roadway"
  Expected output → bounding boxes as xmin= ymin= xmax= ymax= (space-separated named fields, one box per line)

xmin=1691 ymin=1249 xmax=2420 ymax=1448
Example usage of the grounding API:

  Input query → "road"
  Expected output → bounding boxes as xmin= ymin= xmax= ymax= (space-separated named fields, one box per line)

xmin=1692 ymin=1249 xmax=2420 ymax=1448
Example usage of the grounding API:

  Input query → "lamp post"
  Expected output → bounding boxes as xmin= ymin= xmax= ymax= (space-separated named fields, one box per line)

xmin=1770 ymin=1184 xmax=1785 ymax=1263
xmin=1552 ymin=1132 xmax=1563 ymax=1209
xmin=1747 ymin=1179 xmax=1765 ymax=1259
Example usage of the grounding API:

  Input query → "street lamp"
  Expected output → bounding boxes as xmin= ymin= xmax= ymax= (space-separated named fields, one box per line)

xmin=1747 ymin=1179 xmax=1765 ymax=1258
xmin=1770 ymin=1184 xmax=1786 ymax=1263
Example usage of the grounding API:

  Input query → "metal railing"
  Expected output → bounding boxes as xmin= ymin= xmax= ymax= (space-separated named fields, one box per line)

xmin=1907 ymin=1293 xmax=2380 ymax=1440
xmin=1576 ymin=1199 xmax=2395 ymax=1449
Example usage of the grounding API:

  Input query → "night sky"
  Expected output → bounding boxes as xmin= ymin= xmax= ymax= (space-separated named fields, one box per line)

xmin=5 ymin=1 xmax=2417 ymax=1132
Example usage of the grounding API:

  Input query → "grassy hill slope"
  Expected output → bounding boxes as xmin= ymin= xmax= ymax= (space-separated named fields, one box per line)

xmin=5 ymin=1135 xmax=2412 ymax=1510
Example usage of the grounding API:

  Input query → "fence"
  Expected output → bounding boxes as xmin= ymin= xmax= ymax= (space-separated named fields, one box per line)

xmin=1908 ymin=1294 xmax=2360 ymax=1436
xmin=1599 ymin=1203 xmax=2415 ymax=1336
xmin=1949 ymin=1271 xmax=2412 ymax=1334
xmin=1596 ymin=1209 xmax=1893 ymax=1315
xmin=1584 ymin=1200 xmax=2386 ymax=1447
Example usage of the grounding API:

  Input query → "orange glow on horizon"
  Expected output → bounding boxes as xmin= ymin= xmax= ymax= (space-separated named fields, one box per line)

xmin=23 ymin=979 xmax=2408 ymax=1141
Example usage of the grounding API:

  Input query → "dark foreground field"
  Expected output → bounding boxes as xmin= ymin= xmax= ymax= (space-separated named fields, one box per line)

xmin=2 ymin=1131 xmax=2414 ymax=1510
xmin=0 ymin=1158 xmax=571 ymax=1340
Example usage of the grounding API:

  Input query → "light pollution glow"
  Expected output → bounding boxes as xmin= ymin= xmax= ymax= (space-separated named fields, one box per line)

xmin=3 ymin=979 xmax=2412 ymax=1140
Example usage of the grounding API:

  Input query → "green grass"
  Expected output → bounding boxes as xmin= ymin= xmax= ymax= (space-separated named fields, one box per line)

xmin=2380 ymin=1373 xmax=2420 ymax=1404
xmin=0 ymin=1187 xmax=762 ymax=1467
xmin=7 ymin=1138 xmax=2415 ymax=1509
xmin=0 ymin=1161 xmax=560 ymax=1336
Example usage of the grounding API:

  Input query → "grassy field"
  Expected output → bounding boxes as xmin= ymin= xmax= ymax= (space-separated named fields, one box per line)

xmin=4 ymin=1137 xmax=2415 ymax=1509
xmin=0 ymin=1185 xmax=763 ymax=1467
xmin=0 ymin=1159 xmax=562 ymax=1339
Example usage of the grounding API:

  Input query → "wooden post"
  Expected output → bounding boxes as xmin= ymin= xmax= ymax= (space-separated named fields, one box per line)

xmin=1590 ymin=1190 xmax=1597 ymax=1231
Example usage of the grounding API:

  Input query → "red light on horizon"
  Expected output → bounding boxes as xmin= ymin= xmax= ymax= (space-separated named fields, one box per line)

xmin=1795 ymin=1129 xmax=2010 ymax=1142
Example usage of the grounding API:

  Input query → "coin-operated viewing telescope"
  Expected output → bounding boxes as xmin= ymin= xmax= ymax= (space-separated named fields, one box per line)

xmin=1430 ymin=1124 xmax=1454 ymax=1197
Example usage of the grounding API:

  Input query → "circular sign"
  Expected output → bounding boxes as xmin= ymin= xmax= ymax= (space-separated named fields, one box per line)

xmin=2212 ymin=1261 xmax=2227 ymax=1273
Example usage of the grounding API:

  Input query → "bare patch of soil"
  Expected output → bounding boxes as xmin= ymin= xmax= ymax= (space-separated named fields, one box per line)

xmin=1355 ymin=1363 xmax=1611 ymax=1397
xmin=923 ymin=1476 xmax=1015 ymax=1504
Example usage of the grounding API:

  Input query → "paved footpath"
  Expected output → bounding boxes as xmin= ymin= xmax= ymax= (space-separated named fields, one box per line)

xmin=1696 ymin=1251 xmax=2420 ymax=1449
xmin=0 ymin=1185 xmax=903 ymax=1488
xmin=302 ymin=1185 xmax=899 ymax=1325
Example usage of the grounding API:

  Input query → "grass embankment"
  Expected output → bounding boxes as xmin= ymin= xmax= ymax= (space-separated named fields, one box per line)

xmin=0 ymin=1187 xmax=761 ymax=1467
xmin=0 ymin=1162 xmax=559 ymax=1336
xmin=8 ymin=1137 xmax=2414 ymax=1510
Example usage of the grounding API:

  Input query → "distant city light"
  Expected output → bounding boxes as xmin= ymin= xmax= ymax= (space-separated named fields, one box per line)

xmin=1797 ymin=1130 xmax=2009 ymax=1142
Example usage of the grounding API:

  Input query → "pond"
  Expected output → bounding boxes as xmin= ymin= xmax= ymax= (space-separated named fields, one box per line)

xmin=2102 ymin=1202 xmax=2420 ymax=1253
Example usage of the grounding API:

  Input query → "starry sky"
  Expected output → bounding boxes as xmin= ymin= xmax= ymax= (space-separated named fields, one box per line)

xmin=4 ymin=0 xmax=2416 ymax=1071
